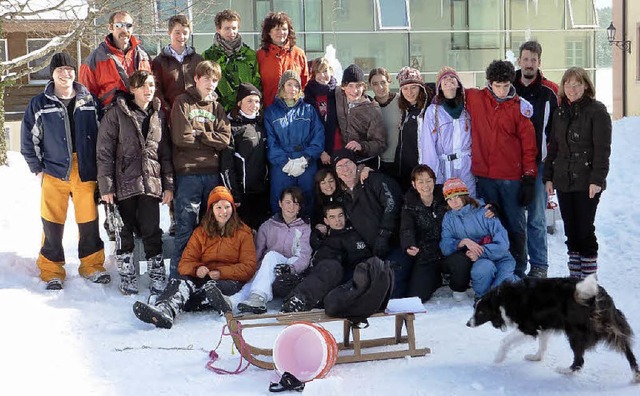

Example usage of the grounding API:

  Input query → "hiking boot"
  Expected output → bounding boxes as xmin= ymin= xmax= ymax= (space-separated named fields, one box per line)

xmin=87 ymin=270 xmax=111 ymax=284
xmin=46 ymin=278 xmax=63 ymax=290
xmin=452 ymin=291 xmax=467 ymax=302
xmin=133 ymin=301 xmax=174 ymax=329
xmin=441 ymin=273 xmax=451 ymax=287
xmin=281 ymin=296 xmax=306 ymax=313
xmin=202 ymin=281 xmax=232 ymax=314
xmin=527 ymin=266 xmax=548 ymax=279
xmin=116 ymin=252 xmax=138 ymax=295
xmin=148 ymin=254 xmax=167 ymax=295
xmin=238 ymin=293 xmax=267 ymax=314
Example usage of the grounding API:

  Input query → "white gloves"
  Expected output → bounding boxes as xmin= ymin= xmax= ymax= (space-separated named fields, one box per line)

xmin=282 ymin=157 xmax=308 ymax=177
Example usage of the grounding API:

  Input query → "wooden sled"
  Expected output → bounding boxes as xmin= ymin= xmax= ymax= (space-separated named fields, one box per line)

xmin=224 ymin=309 xmax=430 ymax=370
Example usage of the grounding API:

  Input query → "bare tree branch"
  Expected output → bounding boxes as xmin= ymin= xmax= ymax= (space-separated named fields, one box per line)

xmin=1 ymin=0 xmax=83 ymax=19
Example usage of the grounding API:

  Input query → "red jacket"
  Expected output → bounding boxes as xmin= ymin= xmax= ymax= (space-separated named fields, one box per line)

xmin=257 ymin=43 xmax=309 ymax=107
xmin=80 ymin=34 xmax=151 ymax=108
xmin=465 ymin=87 xmax=537 ymax=180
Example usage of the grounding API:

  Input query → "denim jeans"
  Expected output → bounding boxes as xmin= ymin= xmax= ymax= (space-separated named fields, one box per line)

xmin=170 ymin=173 xmax=220 ymax=278
xmin=476 ymin=177 xmax=527 ymax=278
xmin=526 ymin=163 xmax=548 ymax=270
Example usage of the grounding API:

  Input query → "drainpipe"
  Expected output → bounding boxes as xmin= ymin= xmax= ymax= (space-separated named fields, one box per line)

xmin=622 ymin=0 xmax=627 ymax=116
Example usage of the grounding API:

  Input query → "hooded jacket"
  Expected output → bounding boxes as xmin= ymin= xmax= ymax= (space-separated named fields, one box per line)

xmin=254 ymin=214 xmax=312 ymax=275
xmin=96 ymin=95 xmax=173 ymax=200
xmin=170 ymin=87 xmax=231 ymax=175
xmin=80 ymin=34 xmax=151 ymax=108
xmin=21 ymin=81 xmax=100 ymax=182
xmin=334 ymin=89 xmax=387 ymax=158
xmin=152 ymin=45 xmax=203 ymax=115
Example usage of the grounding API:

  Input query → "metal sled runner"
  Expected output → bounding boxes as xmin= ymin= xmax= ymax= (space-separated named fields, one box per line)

xmin=224 ymin=310 xmax=430 ymax=369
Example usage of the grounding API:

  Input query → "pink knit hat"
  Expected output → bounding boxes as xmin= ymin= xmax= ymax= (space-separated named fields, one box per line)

xmin=443 ymin=178 xmax=469 ymax=201
xmin=435 ymin=66 xmax=462 ymax=93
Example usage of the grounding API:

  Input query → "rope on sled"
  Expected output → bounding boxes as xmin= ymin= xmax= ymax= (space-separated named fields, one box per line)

xmin=206 ymin=322 xmax=251 ymax=375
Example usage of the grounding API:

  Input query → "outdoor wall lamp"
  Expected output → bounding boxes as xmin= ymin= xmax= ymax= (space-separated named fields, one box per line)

xmin=607 ymin=22 xmax=632 ymax=54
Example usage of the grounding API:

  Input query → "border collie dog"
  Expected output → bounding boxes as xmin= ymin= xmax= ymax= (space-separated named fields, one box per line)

xmin=467 ymin=275 xmax=640 ymax=383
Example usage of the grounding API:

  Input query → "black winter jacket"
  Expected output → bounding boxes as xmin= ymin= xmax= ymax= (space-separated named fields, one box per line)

xmin=340 ymin=173 xmax=403 ymax=249
xmin=513 ymin=70 xmax=559 ymax=163
xmin=543 ymin=96 xmax=611 ymax=192
xmin=311 ymin=226 xmax=372 ymax=270
xmin=400 ymin=187 xmax=448 ymax=263
xmin=304 ymin=77 xmax=340 ymax=155
xmin=97 ymin=94 xmax=174 ymax=200
xmin=220 ymin=110 xmax=268 ymax=202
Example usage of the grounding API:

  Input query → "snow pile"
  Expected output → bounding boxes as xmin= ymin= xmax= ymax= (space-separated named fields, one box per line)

xmin=1 ymin=117 xmax=639 ymax=395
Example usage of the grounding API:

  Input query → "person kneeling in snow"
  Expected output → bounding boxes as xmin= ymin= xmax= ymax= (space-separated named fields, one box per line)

xmin=282 ymin=203 xmax=372 ymax=312
xmin=133 ymin=186 xmax=256 ymax=329
xmin=439 ymin=178 xmax=519 ymax=302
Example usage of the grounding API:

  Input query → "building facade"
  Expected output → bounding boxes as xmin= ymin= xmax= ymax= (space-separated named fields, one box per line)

xmin=611 ymin=0 xmax=639 ymax=118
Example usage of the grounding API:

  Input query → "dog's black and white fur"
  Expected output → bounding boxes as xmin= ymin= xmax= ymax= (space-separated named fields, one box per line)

xmin=467 ymin=274 xmax=640 ymax=383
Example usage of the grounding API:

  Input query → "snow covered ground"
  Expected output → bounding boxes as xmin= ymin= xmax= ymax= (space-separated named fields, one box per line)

xmin=1 ymin=117 xmax=639 ymax=395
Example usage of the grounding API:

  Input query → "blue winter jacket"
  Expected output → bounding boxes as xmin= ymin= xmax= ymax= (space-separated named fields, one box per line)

xmin=439 ymin=203 xmax=511 ymax=261
xmin=21 ymin=81 xmax=100 ymax=181
xmin=264 ymin=97 xmax=324 ymax=168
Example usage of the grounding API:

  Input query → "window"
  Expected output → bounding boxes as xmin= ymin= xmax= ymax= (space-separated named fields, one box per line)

xmin=451 ymin=0 xmax=501 ymax=50
xmin=565 ymin=40 xmax=586 ymax=67
xmin=0 ymin=39 xmax=7 ymax=63
xmin=154 ymin=0 xmax=193 ymax=32
xmin=567 ymin=0 xmax=598 ymax=29
xmin=27 ymin=39 xmax=52 ymax=84
xmin=375 ymin=0 xmax=410 ymax=30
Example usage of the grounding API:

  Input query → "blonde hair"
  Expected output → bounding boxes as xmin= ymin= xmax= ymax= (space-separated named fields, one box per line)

xmin=310 ymin=57 xmax=333 ymax=79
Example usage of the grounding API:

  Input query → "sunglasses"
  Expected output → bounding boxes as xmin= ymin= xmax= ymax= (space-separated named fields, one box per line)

xmin=113 ymin=22 xmax=133 ymax=29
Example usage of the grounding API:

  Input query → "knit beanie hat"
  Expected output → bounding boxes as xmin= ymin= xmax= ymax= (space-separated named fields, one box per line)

xmin=443 ymin=178 xmax=469 ymax=201
xmin=397 ymin=66 xmax=423 ymax=88
xmin=436 ymin=66 xmax=462 ymax=93
xmin=332 ymin=148 xmax=357 ymax=167
xmin=236 ymin=82 xmax=262 ymax=103
xmin=207 ymin=186 xmax=235 ymax=208
xmin=278 ymin=70 xmax=302 ymax=92
xmin=49 ymin=52 xmax=76 ymax=78
xmin=341 ymin=64 xmax=365 ymax=85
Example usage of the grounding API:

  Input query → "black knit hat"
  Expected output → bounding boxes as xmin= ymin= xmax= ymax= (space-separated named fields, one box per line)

xmin=236 ymin=82 xmax=262 ymax=103
xmin=332 ymin=148 xmax=357 ymax=166
xmin=49 ymin=52 xmax=76 ymax=78
xmin=341 ymin=64 xmax=364 ymax=85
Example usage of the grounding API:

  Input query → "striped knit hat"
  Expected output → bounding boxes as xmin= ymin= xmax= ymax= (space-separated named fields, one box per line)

xmin=435 ymin=66 xmax=462 ymax=94
xmin=443 ymin=178 xmax=469 ymax=201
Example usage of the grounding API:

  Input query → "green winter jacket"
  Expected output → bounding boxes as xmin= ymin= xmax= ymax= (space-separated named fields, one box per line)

xmin=202 ymin=43 xmax=262 ymax=111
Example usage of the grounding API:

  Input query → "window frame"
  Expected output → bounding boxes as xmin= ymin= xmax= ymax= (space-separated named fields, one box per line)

xmin=375 ymin=0 xmax=411 ymax=31
xmin=153 ymin=0 xmax=193 ymax=33
xmin=0 ymin=39 xmax=7 ymax=63
xmin=567 ymin=0 xmax=598 ymax=29
xmin=26 ymin=38 xmax=53 ymax=85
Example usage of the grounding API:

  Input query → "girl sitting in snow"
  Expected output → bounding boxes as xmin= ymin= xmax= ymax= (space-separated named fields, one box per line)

xmin=439 ymin=178 xmax=518 ymax=301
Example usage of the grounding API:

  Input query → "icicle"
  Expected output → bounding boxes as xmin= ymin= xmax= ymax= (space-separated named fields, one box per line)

xmin=525 ymin=28 xmax=532 ymax=41
xmin=534 ymin=0 xmax=539 ymax=16
xmin=441 ymin=0 xmax=444 ymax=19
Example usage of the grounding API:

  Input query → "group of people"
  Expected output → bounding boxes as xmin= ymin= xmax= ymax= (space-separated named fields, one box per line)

xmin=20 ymin=8 xmax=612 ymax=329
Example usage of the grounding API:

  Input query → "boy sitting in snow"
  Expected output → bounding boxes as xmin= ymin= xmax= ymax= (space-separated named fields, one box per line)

xmin=281 ymin=203 xmax=372 ymax=312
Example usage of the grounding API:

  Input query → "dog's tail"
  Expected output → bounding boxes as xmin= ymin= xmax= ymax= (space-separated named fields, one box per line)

xmin=575 ymin=274 xmax=599 ymax=304
xmin=594 ymin=286 xmax=635 ymax=353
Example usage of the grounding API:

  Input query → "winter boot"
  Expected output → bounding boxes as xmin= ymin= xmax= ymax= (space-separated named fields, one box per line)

xmin=87 ymin=270 xmax=111 ymax=284
xmin=202 ymin=281 xmax=232 ymax=314
xmin=133 ymin=278 xmax=193 ymax=329
xmin=527 ymin=265 xmax=548 ymax=279
xmin=116 ymin=252 xmax=138 ymax=295
xmin=568 ymin=252 xmax=581 ymax=279
xmin=238 ymin=292 xmax=267 ymax=314
xmin=581 ymin=255 xmax=598 ymax=279
xmin=148 ymin=254 xmax=167 ymax=296
xmin=281 ymin=295 xmax=307 ymax=313
xmin=46 ymin=278 xmax=63 ymax=291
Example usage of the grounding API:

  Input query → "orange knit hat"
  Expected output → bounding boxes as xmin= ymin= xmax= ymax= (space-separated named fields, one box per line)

xmin=207 ymin=186 xmax=235 ymax=208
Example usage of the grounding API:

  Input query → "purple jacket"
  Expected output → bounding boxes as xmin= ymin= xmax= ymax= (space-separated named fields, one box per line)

xmin=255 ymin=214 xmax=312 ymax=274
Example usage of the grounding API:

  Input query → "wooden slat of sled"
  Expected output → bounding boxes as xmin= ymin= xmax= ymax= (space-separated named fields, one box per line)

xmin=224 ymin=310 xmax=430 ymax=370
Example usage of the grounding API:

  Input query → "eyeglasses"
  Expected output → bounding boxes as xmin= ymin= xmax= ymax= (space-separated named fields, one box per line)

xmin=564 ymin=82 xmax=584 ymax=89
xmin=113 ymin=22 xmax=133 ymax=29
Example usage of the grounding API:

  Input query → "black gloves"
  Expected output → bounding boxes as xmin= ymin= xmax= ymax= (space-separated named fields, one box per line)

xmin=519 ymin=175 xmax=536 ymax=206
xmin=274 ymin=263 xmax=292 ymax=277
xmin=373 ymin=229 xmax=392 ymax=258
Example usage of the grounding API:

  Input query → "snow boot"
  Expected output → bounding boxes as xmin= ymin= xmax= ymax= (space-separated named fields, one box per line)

xmin=133 ymin=278 xmax=193 ymax=329
xmin=87 ymin=270 xmax=111 ymax=284
xmin=238 ymin=292 xmax=267 ymax=314
xmin=46 ymin=278 xmax=63 ymax=290
xmin=116 ymin=252 xmax=138 ymax=295
xmin=148 ymin=254 xmax=167 ymax=296
xmin=281 ymin=295 xmax=307 ymax=313
xmin=568 ymin=252 xmax=581 ymax=279
xmin=527 ymin=265 xmax=548 ymax=279
xmin=202 ymin=281 xmax=232 ymax=314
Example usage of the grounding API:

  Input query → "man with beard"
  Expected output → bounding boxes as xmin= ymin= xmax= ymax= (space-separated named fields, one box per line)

xmin=513 ymin=41 xmax=559 ymax=279
xmin=80 ymin=10 xmax=151 ymax=110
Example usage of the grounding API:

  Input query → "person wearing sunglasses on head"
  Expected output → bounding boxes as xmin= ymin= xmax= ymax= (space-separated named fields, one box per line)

xmin=80 ymin=10 xmax=151 ymax=111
